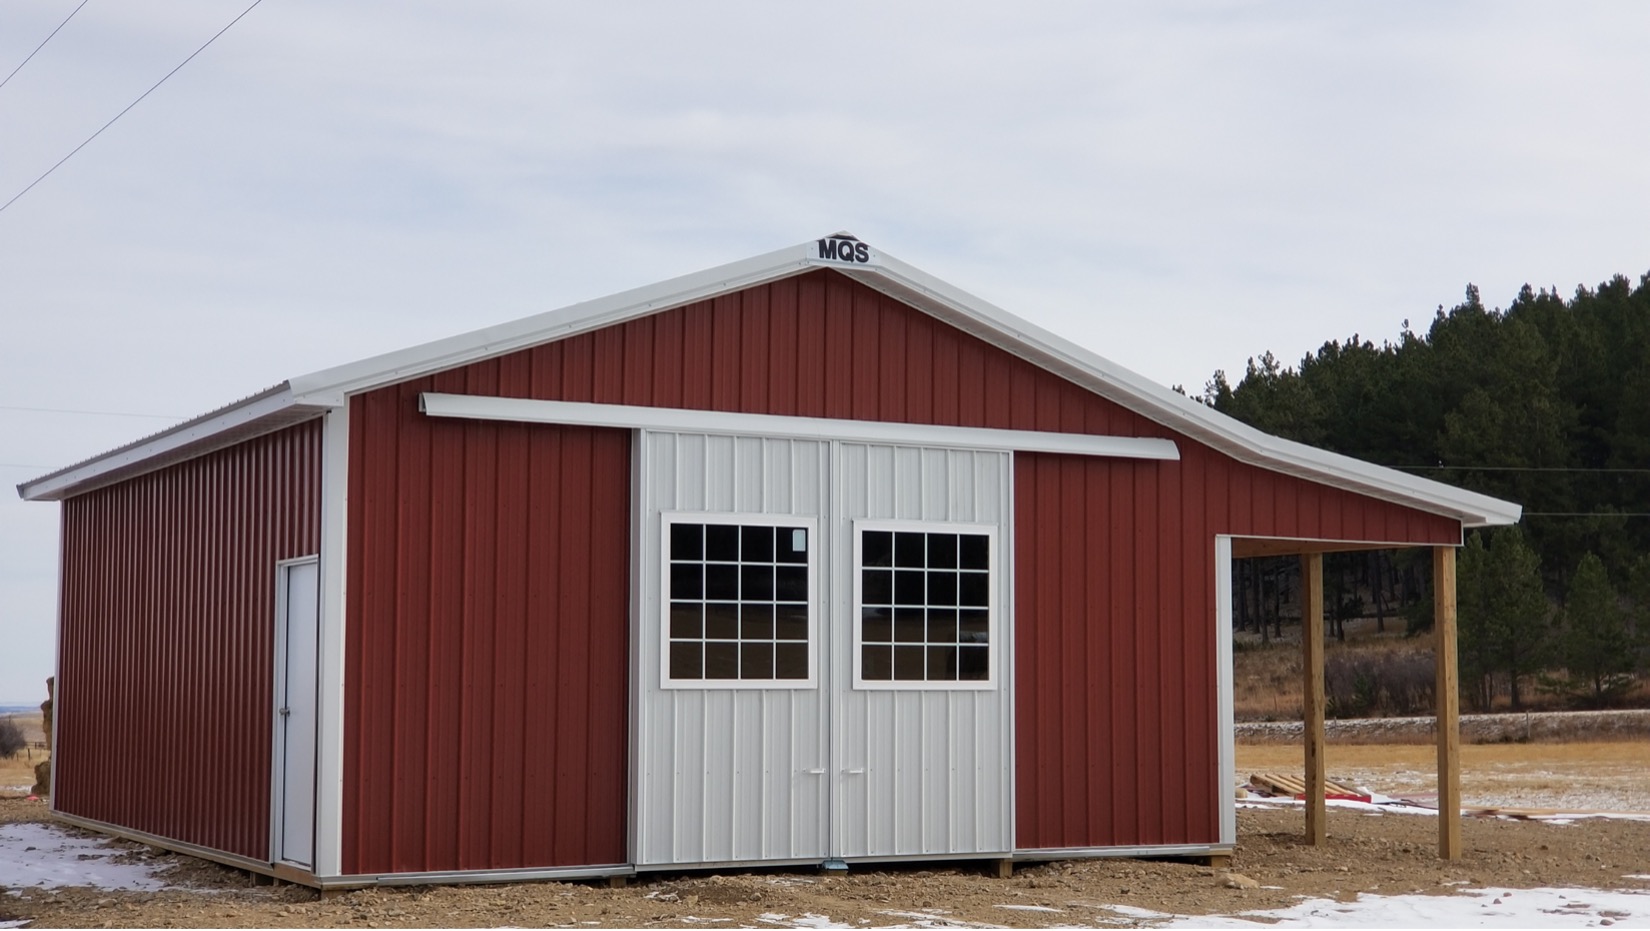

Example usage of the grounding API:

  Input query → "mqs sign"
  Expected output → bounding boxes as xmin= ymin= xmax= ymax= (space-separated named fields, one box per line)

xmin=816 ymin=237 xmax=871 ymax=264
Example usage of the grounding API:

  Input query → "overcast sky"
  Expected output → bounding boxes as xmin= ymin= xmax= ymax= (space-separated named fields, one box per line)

xmin=3 ymin=1 xmax=1648 ymax=702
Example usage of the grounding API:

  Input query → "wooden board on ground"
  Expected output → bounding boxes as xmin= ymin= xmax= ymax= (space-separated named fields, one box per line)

xmin=1251 ymin=772 xmax=1372 ymax=802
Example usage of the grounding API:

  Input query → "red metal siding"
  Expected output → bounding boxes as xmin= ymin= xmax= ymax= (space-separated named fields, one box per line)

xmin=1012 ymin=440 xmax=1459 ymax=851
xmin=342 ymin=379 xmax=631 ymax=874
xmin=344 ymin=268 xmax=1464 ymax=866
xmin=55 ymin=421 xmax=322 ymax=860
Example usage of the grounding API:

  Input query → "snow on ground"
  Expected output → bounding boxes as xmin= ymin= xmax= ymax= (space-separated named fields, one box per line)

xmin=0 ymin=822 xmax=167 ymax=892
xmin=752 ymin=886 xmax=1650 ymax=928
xmin=1139 ymin=886 xmax=1650 ymax=928
xmin=1238 ymin=793 xmax=1650 ymax=822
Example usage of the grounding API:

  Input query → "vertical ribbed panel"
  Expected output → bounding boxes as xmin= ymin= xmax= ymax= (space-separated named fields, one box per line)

xmin=634 ymin=432 xmax=831 ymax=866
xmin=342 ymin=267 xmax=1465 ymax=870
xmin=831 ymin=444 xmax=1012 ymax=858
xmin=55 ymin=420 xmax=322 ymax=860
xmin=343 ymin=376 xmax=630 ymax=875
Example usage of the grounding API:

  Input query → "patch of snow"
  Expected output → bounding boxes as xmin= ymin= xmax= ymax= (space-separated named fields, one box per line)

xmin=877 ymin=910 xmax=995 ymax=928
xmin=790 ymin=915 xmax=854 ymax=930
xmin=0 ymin=921 xmax=29 ymax=929
xmin=994 ymin=903 xmax=1063 ymax=912
xmin=1100 ymin=903 xmax=1173 ymax=919
xmin=0 ymin=822 xmax=166 ymax=891
xmin=1241 ymin=792 xmax=1650 ymax=823
xmin=1150 ymin=886 xmax=1650 ymax=928
xmin=1624 ymin=874 xmax=1650 ymax=880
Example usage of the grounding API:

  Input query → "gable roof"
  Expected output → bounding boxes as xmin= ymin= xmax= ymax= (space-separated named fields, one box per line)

xmin=16 ymin=234 xmax=1522 ymax=528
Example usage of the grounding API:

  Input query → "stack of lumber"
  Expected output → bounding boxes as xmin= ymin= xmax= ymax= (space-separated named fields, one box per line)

xmin=1250 ymin=772 xmax=1372 ymax=803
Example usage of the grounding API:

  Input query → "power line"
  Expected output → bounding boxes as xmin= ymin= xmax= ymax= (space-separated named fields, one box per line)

xmin=1396 ymin=465 xmax=1650 ymax=474
xmin=1520 ymin=512 xmax=1650 ymax=518
xmin=0 ymin=404 xmax=183 ymax=420
xmin=0 ymin=0 xmax=266 ymax=216
xmin=0 ymin=0 xmax=89 ymax=91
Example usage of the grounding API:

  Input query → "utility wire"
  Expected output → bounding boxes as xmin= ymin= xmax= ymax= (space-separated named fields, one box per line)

xmin=1396 ymin=465 xmax=1650 ymax=474
xmin=0 ymin=0 xmax=266 ymax=215
xmin=0 ymin=0 xmax=89 ymax=91
xmin=0 ymin=404 xmax=183 ymax=420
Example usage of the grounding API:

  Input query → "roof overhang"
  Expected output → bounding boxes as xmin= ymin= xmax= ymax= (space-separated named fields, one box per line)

xmin=16 ymin=384 xmax=330 ymax=502
xmin=17 ymin=233 xmax=1523 ymax=527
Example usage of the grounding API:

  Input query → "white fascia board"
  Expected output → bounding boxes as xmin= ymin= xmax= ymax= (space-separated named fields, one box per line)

xmin=419 ymin=393 xmax=1181 ymax=461
xmin=16 ymin=385 xmax=318 ymax=501
xmin=286 ymin=242 xmax=835 ymax=406
xmin=845 ymin=259 xmax=1523 ymax=529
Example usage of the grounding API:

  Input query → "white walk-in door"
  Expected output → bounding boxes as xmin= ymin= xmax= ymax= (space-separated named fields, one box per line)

xmin=633 ymin=433 xmax=1011 ymax=867
xmin=273 ymin=558 xmax=319 ymax=868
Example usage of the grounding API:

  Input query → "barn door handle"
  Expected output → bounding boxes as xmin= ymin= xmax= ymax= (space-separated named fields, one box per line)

xmin=843 ymin=768 xmax=866 ymax=775
xmin=804 ymin=768 xmax=826 ymax=775
xmin=278 ymin=707 xmax=291 ymax=716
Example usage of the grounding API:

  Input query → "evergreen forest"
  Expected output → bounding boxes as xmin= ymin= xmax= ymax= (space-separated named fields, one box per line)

xmin=1205 ymin=272 xmax=1650 ymax=712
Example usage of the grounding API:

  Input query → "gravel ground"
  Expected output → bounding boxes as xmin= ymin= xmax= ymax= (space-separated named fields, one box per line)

xmin=3 ymin=796 xmax=1649 ymax=928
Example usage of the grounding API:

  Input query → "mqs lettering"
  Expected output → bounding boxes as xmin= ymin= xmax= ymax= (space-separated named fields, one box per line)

xmin=817 ymin=238 xmax=871 ymax=263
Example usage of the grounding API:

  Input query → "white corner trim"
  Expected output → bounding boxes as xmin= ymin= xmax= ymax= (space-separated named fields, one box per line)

xmin=1214 ymin=535 xmax=1236 ymax=847
xmin=313 ymin=406 xmax=349 ymax=879
xmin=418 ymin=394 xmax=1182 ymax=461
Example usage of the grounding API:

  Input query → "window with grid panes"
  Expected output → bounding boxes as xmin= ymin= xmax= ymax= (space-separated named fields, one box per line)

xmin=858 ymin=526 xmax=992 ymax=685
xmin=665 ymin=518 xmax=812 ymax=684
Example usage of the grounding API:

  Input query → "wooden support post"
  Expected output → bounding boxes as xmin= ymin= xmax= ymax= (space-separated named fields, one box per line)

xmin=1434 ymin=545 xmax=1461 ymax=860
xmin=1301 ymin=552 xmax=1326 ymax=846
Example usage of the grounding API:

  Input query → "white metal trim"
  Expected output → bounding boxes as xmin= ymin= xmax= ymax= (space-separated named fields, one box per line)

xmin=1014 ymin=843 xmax=1234 ymax=860
xmin=420 ymin=394 xmax=1181 ymax=461
xmin=16 ymin=387 xmax=314 ymax=501
xmin=287 ymin=242 xmax=832 ymax=405
xmin=626 ymin=430 xmax=646 ymax=868
xmin=656 ymin=510 xmax=821 ymax=690
xmin=849 ymin=518 xmax=1000 ymax=691
xmin=271 ymin=556 xmax=320 ymax=868
xmin=1001 ymin=452 xmax=1017 ymax=854
xmin=1229 ymin=530 xmax=1467 ymax=550
xmin=326 ymin=864 xmax=634 ymax=887
xmin=1214 ymin=535 xmax=1236 ymax=847
xmin=25 ymin=235 xmax=1518 ymax=530
xmin=55 ymin=812 xmax=275 ymax=875
xmin=839 ymin=258 xmax=1522 ymax=529
xmin=313 ymin=406 xmax=349 ymax=879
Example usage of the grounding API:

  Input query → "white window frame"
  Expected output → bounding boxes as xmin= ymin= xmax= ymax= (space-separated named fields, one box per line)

xmin=659 ymin=511 xmax=820 ymax=690
xmin=852 ymin=519 xmax=999 ymax=691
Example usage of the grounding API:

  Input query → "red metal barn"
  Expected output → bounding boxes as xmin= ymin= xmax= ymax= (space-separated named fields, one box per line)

xmin=19 ymin=235 xmax=1519 ymax=887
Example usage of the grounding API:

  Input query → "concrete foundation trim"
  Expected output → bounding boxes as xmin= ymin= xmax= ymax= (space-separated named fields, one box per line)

xmin=1014 ymin=843 xmax=1236 ymax=862
xmin=324 ymin=864 xmax=636 ymax=888
xmin=53 ymin=812 xmax=282 ymax=880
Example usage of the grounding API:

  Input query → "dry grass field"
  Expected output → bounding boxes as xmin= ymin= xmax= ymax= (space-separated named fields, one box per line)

xmin=1237 ymin=740 xmax=1650 ymax=812
xmin=1233 ymin=618 xmax=1650 ymax=720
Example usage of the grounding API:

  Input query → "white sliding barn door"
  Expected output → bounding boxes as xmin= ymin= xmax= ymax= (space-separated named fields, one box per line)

xmin=633 ymin=433 xmax=1011 ymax=867
xmin=634 ymin=432 xmax=832 ymax=867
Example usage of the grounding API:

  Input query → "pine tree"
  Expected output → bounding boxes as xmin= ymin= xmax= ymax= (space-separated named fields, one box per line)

xmin=1550 ymin=553 xmax=1636 ymax=707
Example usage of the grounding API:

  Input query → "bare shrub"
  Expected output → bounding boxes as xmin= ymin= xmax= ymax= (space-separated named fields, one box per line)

xmin=1325 ymin=651 xmax=1436 ymax=718
xmin=0 ymin=716 xmax=24 ymax=759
